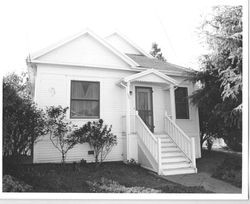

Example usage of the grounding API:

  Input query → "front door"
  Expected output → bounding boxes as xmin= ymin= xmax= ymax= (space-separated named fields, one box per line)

xmin=135 ymin=87 xmax=154 ymax=132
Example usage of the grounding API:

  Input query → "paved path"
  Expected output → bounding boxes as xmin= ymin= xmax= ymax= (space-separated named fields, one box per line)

xmin=163 ymin=172 xmax=241 ymax=193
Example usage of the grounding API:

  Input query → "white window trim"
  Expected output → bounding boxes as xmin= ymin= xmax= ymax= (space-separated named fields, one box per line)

xmin=66 ymin=76 xmax=102 ymax=121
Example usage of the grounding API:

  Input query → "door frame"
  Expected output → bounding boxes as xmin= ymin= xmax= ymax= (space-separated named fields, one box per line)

xmin=135 ymin=86 xmax=154 ymax=133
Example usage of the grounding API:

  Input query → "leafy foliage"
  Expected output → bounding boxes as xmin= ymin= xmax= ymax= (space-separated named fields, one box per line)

xmin=72 ymin=119 xmax=117 ymax=165
xmin=150 ymin=42 xmax=166 ymax=61
xmin=87 ymin=177 xmax=162 ymax=193
xmin=190 ymin=6 xmax=242 ymax=151
xmin=46 ymin=106 xmax=78 ymax=163
xmin=3 ymin=73 xmax=47 ymax=159
xmin=3 ymin=175 xmax=33 ymax=192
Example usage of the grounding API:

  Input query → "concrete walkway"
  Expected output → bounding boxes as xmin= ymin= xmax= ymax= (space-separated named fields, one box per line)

xmin=163 ymin=172 xmax=241 ymax=193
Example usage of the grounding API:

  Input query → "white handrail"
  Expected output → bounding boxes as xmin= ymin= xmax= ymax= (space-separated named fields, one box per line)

xmin=135 ymin=112 xmax=161 ymax=173
xmin=164 ymin=114 xmax=196 ymax=168
xmin=166 ymin=115 xmax=190 ymax=141
xmin=135 ymin=113 xmax=157 ymax=142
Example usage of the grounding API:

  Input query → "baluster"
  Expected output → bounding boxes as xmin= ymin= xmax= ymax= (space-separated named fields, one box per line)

xmin=176 ymin=128 xmax=178 ymax=142
xmin=149 ymin=138 xmax=151 ymax=152
xmin=182 ymin=136 xmax=184 ymax=153
xmin=178 ymin=132 xmax=180 ymax=148
xmin=184 ymin=139 xmax=186 ymax=155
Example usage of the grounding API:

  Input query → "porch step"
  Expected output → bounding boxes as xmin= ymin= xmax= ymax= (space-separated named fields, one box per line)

xmin=161 ymin=146 xmax=179 ymax=152
xmin=157 ymin=134 xmax=197 ymax=176
xmin=161 ymin=143 xmax=177 ymax=148
xmin=162 ymin=161 xmax=191 ymax=170
xmin=161 ymin=156 xmax=188 ymax=163
xmin=161 ymin=151 xmax=184 ymax=157
xmin=162 ymin=167 xmax=197 ymax=176
xmin=147 ymin=133 xmax=197 ymax=176
xmin=160 ymin=138 xmax=173 ymax=143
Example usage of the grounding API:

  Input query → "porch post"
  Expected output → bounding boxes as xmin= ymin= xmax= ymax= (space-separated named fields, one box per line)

xmin=126 ymin=81 xmax=131 ymax=161
xmin=170 ymin=85 xmax=176 ymax=122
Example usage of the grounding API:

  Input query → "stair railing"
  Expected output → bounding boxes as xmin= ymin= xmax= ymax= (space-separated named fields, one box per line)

xmin=164 ymin=114 xmax=196 ymax=168
xmin=135 ymin=111 xmax=162 ymax=174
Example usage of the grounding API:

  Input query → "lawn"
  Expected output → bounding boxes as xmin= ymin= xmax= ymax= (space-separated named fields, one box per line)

xmin=3 ymin=162 xmax=210 ymax=193
xmin=196 ymin=149 xmax=242 ymax=188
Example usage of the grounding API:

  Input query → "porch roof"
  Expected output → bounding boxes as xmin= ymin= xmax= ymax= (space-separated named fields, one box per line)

xmin=120 ymin=69 xmax=179 ymax=86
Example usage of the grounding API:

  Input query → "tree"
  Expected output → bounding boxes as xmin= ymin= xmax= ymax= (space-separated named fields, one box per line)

xmin=190 ymin=6 xmax=242 ymax=151
xmin=72 ymin=119 xmax=117 ymax=165
xmin=3 ymin=73 xmax=47 ymax=160
xmin=150 ymin=43 xmax=166 ymax=61
xmin=46 ymin=106 xmax=78 ymax=163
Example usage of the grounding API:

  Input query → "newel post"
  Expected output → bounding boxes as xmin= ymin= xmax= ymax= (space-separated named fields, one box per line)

xmin=191 ymin=137 xmax=196 ymax=168
xmin=157 ymin=137 xmax=162 ymax=175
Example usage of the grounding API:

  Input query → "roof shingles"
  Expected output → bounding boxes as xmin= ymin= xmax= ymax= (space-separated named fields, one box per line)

xmin=126 ymin=54 xmax=191 ymax=73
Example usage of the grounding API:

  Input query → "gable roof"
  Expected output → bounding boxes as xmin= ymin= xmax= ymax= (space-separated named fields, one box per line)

xmin=126 ymin=54 xmax=192 ymax=73
xmin=29 ymin=29 xmax=193 ymax=75
xmin=122 ymin=68 xmax=179 ymax=85
xmin=105 ymin=32 xmax=153 ymax=58
xmin=30 ymin=29 xmax=139 ymax=67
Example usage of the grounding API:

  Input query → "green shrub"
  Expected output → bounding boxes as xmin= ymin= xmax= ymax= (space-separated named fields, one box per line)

xmin=72 ymin=119 xmax=117 ymax=165
xmin=46 ymin=106 xmax=78 ymax=163
xmin=3 ymin=175 xmax=32 ymax=192
xmin=3 ymin=73 xmax=47 ymax=160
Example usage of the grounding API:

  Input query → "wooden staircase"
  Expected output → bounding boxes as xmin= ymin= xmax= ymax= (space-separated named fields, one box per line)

xmin=133 ymin=111 xmax=197 ymax=176
xmin=156 ymin=134 xmax=197 ymax=175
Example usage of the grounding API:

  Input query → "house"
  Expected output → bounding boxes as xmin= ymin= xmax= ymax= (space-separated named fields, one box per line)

xmin=27 ymin=29 xmax=201 ymax=176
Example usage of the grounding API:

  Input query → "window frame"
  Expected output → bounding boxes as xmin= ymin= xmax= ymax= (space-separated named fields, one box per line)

xmin=70 ymin=80 xmax=100 ymax=119
xmin=175 ymin=87 xmax=190 ymax=119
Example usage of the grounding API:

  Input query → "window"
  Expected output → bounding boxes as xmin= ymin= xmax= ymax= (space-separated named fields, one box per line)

xmin=70 ymin=81 xmax=100 ymax=118
xmin=175 ymin=87 xmax=189 ymax=119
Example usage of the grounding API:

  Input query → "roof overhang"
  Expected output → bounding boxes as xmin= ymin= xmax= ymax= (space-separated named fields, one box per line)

xmin=119 ymin=69 xmax=179 ymax=87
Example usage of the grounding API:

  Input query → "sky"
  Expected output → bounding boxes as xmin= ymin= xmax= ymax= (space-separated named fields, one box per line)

xmin=0 ymin=0 xmax=245 ymax=75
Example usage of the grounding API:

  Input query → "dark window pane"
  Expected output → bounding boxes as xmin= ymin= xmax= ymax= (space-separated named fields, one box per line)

xmin=175 ymin=87 xmax=189 ymax=119
xmin=176 ymin=103 xmax=189 ymax=119
xmin=71 ymin=81 xmax=100 ymax=118
xmin=71 ymin=100 xmax=99 ymax=117
xmin=72 ymin=81 xmax=99 ymax=99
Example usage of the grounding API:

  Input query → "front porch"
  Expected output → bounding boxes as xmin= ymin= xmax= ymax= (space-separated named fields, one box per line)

xmin=119 ymin=69 xmax=197 ymax=176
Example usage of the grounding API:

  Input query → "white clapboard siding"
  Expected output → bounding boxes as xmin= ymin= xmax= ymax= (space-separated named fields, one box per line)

xmin=34 ymin=65 xmax=132 ymax=163
xmin=34 ymin=134 xmax=125 ymax=163
xmin=36 ymin=33 xmax=130 ymax=68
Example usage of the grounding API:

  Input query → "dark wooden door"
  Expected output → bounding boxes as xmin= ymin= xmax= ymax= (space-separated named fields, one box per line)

xmin=135 ymin=87 xmax=154 ymax=133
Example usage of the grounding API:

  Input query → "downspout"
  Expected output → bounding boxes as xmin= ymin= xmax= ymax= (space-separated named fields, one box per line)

xmin=120 ymin=80 xmax=131 ymax=162
xmin=126 ymin=81 xmax=131 ymax=161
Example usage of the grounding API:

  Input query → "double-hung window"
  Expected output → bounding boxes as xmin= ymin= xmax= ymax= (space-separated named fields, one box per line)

xmin=70 ymin=81 xmax=100 ymax=118
xmin=175 ymin=87 xmax=189 ymax=119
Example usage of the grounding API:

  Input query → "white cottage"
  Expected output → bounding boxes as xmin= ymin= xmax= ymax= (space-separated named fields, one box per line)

xmin=27 ymin=29 xmax=201 ymax=176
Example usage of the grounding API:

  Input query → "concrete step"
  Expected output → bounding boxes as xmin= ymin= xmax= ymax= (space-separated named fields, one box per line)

xmin=161 ymin=156 xmax=188 ymax=163
xmin=162 ymin=167 xmax=197 ymax=176
xmin=162 ymin=161 xmax=191 ymax=169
